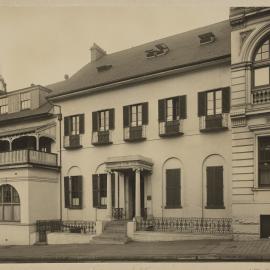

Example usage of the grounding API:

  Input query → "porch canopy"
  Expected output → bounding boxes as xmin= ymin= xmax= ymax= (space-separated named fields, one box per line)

xmin=104 ymin=155 xmax=153 ymax=220
xmin=105 ymin=154 xmax=153 ymax=173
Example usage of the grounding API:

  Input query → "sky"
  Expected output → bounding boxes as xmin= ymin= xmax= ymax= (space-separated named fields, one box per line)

xmin=0 ymin=0 xmax=268 ymax=91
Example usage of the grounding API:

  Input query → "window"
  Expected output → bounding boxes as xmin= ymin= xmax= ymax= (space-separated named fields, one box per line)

xmin=165 ymin=169 xmax=181 ymax=208
xmin=258 ymin=136 xmax=270 ymax=187
xmin=0 ymin=185 xmax=20 ymax=222
xmin=260 ymin=215 xmax=270 ymax=238
xmin=253 ymin=38 xmax=270 ymax=88
xmin=64 ymin=176 xmax=83 ymax=209
xmin=92 ymin=174 xmax=115 ymax=208
xmin=92 ymin=109 xmax=114 ymax=132
xmin=206 ymin=166 xmax=224 ymax=209
xmin=159 ymin=96 xmax=186 ymax=122
xmin=0 ymin=98 xmax=8 ymax=114
xmin=123 ymin=103 xmax=148 ymax=141
xmin=20 ymin=92 xmax=31 ymax=110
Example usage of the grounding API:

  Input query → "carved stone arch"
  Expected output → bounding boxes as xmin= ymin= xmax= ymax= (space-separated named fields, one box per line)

xmin=241 ymin=22 xmax=270 ymax=62
xmin=95 ymin=163 xmax=106 ymax=174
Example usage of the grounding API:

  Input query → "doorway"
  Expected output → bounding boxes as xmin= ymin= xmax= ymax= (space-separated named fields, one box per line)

xmin=260 ymin=215 xmax=270 ymax=238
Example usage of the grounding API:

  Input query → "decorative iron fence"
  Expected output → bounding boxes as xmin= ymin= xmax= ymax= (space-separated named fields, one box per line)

xmin=112 ymin=208 xmax=125 ymax=220
xmin=136 ymin=217 xmax=232 ymax=234
xmin=36 ymin=220 xmax=96 ymax=242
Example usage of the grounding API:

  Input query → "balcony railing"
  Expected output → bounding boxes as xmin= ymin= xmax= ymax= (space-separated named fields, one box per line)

xmin=200 ymin=113 xmax=229 ymax=132
xmin=252 ymin=88 xmax=270 ymax=104
xmin=64 ymin=134 xmax=82 ymax=149
xmin=92 ymin=130 xmax=112 ymax=145
xmin=0 ymin=150 xmax=58 ymax=167
xmin=159 ymin=120 xmax=183 ymax=137
xmin=124 ymin=125 xmax=146 ymax=141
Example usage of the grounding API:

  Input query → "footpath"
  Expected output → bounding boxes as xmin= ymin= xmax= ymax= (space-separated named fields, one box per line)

xmin=0 ymin=239 xmax=270 ymax=262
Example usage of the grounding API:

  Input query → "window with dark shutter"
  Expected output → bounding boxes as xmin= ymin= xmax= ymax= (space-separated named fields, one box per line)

xmin=142 ymin=102 xmax=148 ymax=125
xmin=111 ymin=173 xmax=115 ymax=208
xmin=100 ymin=174 xmax=107 ymax=207
xmin=222 ymin=87 xmax=230 ymax=113
xmin=92 ymin=112 xmax=98 ymax=132
xmin=64 ymin=176 xmax=70 ymax=208
xmin=123 ymin=106 xmax=130 ymax=127
xmin=109 ymin=109 xmax=115 ymax=130
xmin=206 ymin=166 xmax=224 ymax=208
xmin=179 ymin=95 xmax=187 ymax=119
xmin=166 ymin=168 xmax=181 ymax=208
xmin=64 ymin=117 xmax=70 ymax=136
xmin=198 ymin=92 xmax=207 ymax=116
xmin=158 ymin=99 xmax=166 ymax=122
xmin=258 ymin=136 xmax=270 ymax=187
xmin=92 ymin=174 xmax=99 ymax=208
xmin=79 ymin=115 xmax=85 ymax=134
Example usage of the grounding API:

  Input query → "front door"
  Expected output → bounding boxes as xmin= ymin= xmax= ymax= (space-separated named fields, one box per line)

xmin=261 ymin=215 xmax=270 ymax=238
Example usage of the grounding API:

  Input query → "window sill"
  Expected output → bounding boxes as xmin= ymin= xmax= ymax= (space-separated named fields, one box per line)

xmin=124 ymin=137 xmax=146 ymax=142
xmin=92 ymin=141 xmax=113 ymax=146
xmin=159 ymin=131 xmax=183 ymax=137
xmin=252 ymin=187 xmax=270 ymax=191
xmin=205 ymin=205 xmax=225 ymax=209
xmin=64 ymin=145 xmax=82 ymax=150
xmin=164 ymin=206 xmax=182 ymax=209
xmin=67 ymin=206 xmax=83 ymax=210
xmin=200 ymin=127 xmax=228 ymax=133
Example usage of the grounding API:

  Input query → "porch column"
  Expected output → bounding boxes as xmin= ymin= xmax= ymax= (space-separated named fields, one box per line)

xmin=135 ymin=168 xmax=141 ymax=219
xmin=115 ymin=172 xmax=119 ymax=208
xmin=36 ymin=135 xmax=39 ymax=151
xmin=106 ymin=170 xmax=112 ymax=220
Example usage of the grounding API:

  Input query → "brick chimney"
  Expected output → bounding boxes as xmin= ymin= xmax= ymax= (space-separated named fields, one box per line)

xmin=90 ymin=43 xmax=106 ymax=62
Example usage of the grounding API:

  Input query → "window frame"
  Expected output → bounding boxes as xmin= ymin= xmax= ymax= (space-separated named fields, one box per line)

xmin=64 ymin=114 xmax=84 ymax=136
xmin=165 ymin=97 xmax=179 ymax=122
xmin=165 ymin=168 xmax=181 ymax=209
xmin=64 ymin=176 xmax=83 ymax=209
xmin=252 ymin=37 xmax=270 ymax=89
xmin=20 ymin=92 xmax=31 ymax=110
xmin=206 ymin=89 xmax=223 ymax=116
xmin=0 ymin=184 xmax=20 ymax=222
xmin=98 ymin=110 xmax=110 ymax=132
xmin=130 ymin=103 xmax=143 ymax=127
xmin=0 ymin=98 xmax=8 ymax=114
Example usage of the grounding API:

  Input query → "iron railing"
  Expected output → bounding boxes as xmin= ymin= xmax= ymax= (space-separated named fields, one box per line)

xmin=200 ymin=113 xmax=229 ymax=131
xmin=124 ymin=125 xmax=146 ymax=141
xmin=159 ymin=120 xmax=183 ymax=136
xmin=0 ymin=150 xmax=58 ymax=167
xmin=63 ymin=134 xmax=82 ymax=149
xmin=92 ymin=130 xmax=112 ymax=145
xmin=36 ymin=220 xmax=96 ymax=242
xmin=112 ymin=208 xmax=125 ymax=220
xmin=136 ymin=217 xmax=232 ymax=234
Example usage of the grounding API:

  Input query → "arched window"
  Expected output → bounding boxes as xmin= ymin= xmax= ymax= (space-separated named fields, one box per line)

xmin=0 ymin=185 xmax=20 ymax=221
xmin=252 ymin=36 xmax=270 ymax=88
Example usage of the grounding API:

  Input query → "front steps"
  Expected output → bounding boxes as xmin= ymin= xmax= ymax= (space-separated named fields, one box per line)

xmin=92 ymin=220 xmax=130 ymax=244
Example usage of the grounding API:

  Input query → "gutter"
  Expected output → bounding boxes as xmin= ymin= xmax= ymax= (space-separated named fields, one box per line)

xmin=48 ymin=55 xmax=231 ymax=102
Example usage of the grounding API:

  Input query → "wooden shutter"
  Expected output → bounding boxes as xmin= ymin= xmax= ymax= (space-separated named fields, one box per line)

xmin=222 ymin=87 xmax=230 ymax=113
xmin=92 ymin=174 xmax=99 ymax=208
xmin=64 ymin=176 xmax=70 ymax=208
xmin=79 ymin=114 xmax=85 ymax=134
xmin=179 ymin=95 xmax=187 ymax=119
xmin=92 ymin=111 xmax=98 ymax=132
xmin=142 ymin=102 xmax=148 ymax=125
xmin=111 ymin=173 xmax=115 ymax=208
xmin=198 ymin=92 xmax=206 ymax=116
xmin=77 ymin=176 xmax=83 ymax=209
xmin=166 ymin=169 xmax=181 ymax=208
xmin=123 ymin=106 xmax=130 ymax=127
xmin=64 ymin=117 xmax=70 ymax=136
xmin=158 ymin=99 xmax=166 ymax=122
xmin=206 ymin=166 xmax=223 ymax=208
xmin=109 ymin=109 xmax=115 ymax=130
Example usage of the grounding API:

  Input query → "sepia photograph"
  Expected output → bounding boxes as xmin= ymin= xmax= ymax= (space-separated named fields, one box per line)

xmin=0 ymin=0 xmax=270 ymax=267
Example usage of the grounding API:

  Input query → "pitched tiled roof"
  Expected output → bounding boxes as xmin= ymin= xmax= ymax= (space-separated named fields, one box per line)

xmin=47 ymin=20 xmax=231 ymax=98
xmin=0 ymin=103 xmax=53 ymax=123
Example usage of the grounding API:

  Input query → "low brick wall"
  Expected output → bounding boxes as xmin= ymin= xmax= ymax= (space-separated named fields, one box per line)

xmin=47 ymin=232 xmax=96 ymax=244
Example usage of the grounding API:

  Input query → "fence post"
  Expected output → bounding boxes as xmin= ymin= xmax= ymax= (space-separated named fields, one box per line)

xmin=96 ymin=221 xmax=104 ymax=236
xmin=127 ymin=221 xmax=136 ymax=239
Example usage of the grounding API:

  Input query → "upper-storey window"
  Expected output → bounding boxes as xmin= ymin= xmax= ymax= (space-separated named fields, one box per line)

xmin=0 ymin=98 xmax=8 ymax=114
xmin=20 ymin=92 xmax=31 ymax=110
xmin=253 ymin=38 xmax=270 ymax=88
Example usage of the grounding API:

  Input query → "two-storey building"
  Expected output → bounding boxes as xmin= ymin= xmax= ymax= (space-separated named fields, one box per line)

xmin=47 ymin=20 xmax=232 ymax=238
xmin=0 ymin=84 xmax=60 ymax=245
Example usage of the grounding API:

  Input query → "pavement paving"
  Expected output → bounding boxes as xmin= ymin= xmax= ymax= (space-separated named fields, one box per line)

xmin=0 ymin=239 xmax=270 ymax=262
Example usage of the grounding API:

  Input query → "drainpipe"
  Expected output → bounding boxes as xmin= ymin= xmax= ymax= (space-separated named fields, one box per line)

xmin=48 ymin=101 xmax=62 ymax=221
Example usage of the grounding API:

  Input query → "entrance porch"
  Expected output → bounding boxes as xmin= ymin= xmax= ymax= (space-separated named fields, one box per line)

xmin=105 ymin=155 xmax=153 ymax=221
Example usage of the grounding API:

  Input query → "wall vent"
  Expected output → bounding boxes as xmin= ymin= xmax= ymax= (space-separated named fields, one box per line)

xmin=145 ymin=43 xmax=169 ymax=58
xmin=198 ymin=32 xmax=216 ymax=45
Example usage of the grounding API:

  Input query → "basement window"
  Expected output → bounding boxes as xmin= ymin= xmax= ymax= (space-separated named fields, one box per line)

xmin=198 ymin=32 xmax=216 ymax=45
xmin=145 ymin=43 xmax=169 ymax=58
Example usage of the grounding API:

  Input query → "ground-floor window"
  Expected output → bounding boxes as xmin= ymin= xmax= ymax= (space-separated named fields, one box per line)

xmin=92 ymin=174 xmax=115 ymax=208
xmin=165 ymin=168 xmax=181 ymax=208
xmin=64 ymin=176 xmax=83 ymax=209
xmin=260 ymin=215 xmax=270 ymax=238
xmin=258 ymin=136 xmax=270 ymax=187
xmin=0 ymin=184 xmax=20 ymax=222
xmin=206 ymin=166 xmax=224 ymax=209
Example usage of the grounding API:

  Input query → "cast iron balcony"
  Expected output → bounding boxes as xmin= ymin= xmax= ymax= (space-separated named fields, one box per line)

xmin=92 ymin=130 xmax=112 ymax=145
xmin=64 ymin=134 xmax=82 ymax=149
xmin=124 ymin=125 xmax=146 ymax=141
xmin=159 ymin=119 xmax=183 ymax=137
xmin=199 ymin=113 xmax=229 ymax=132
xmin=0 ymin=150 xmax=58 ymax=168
